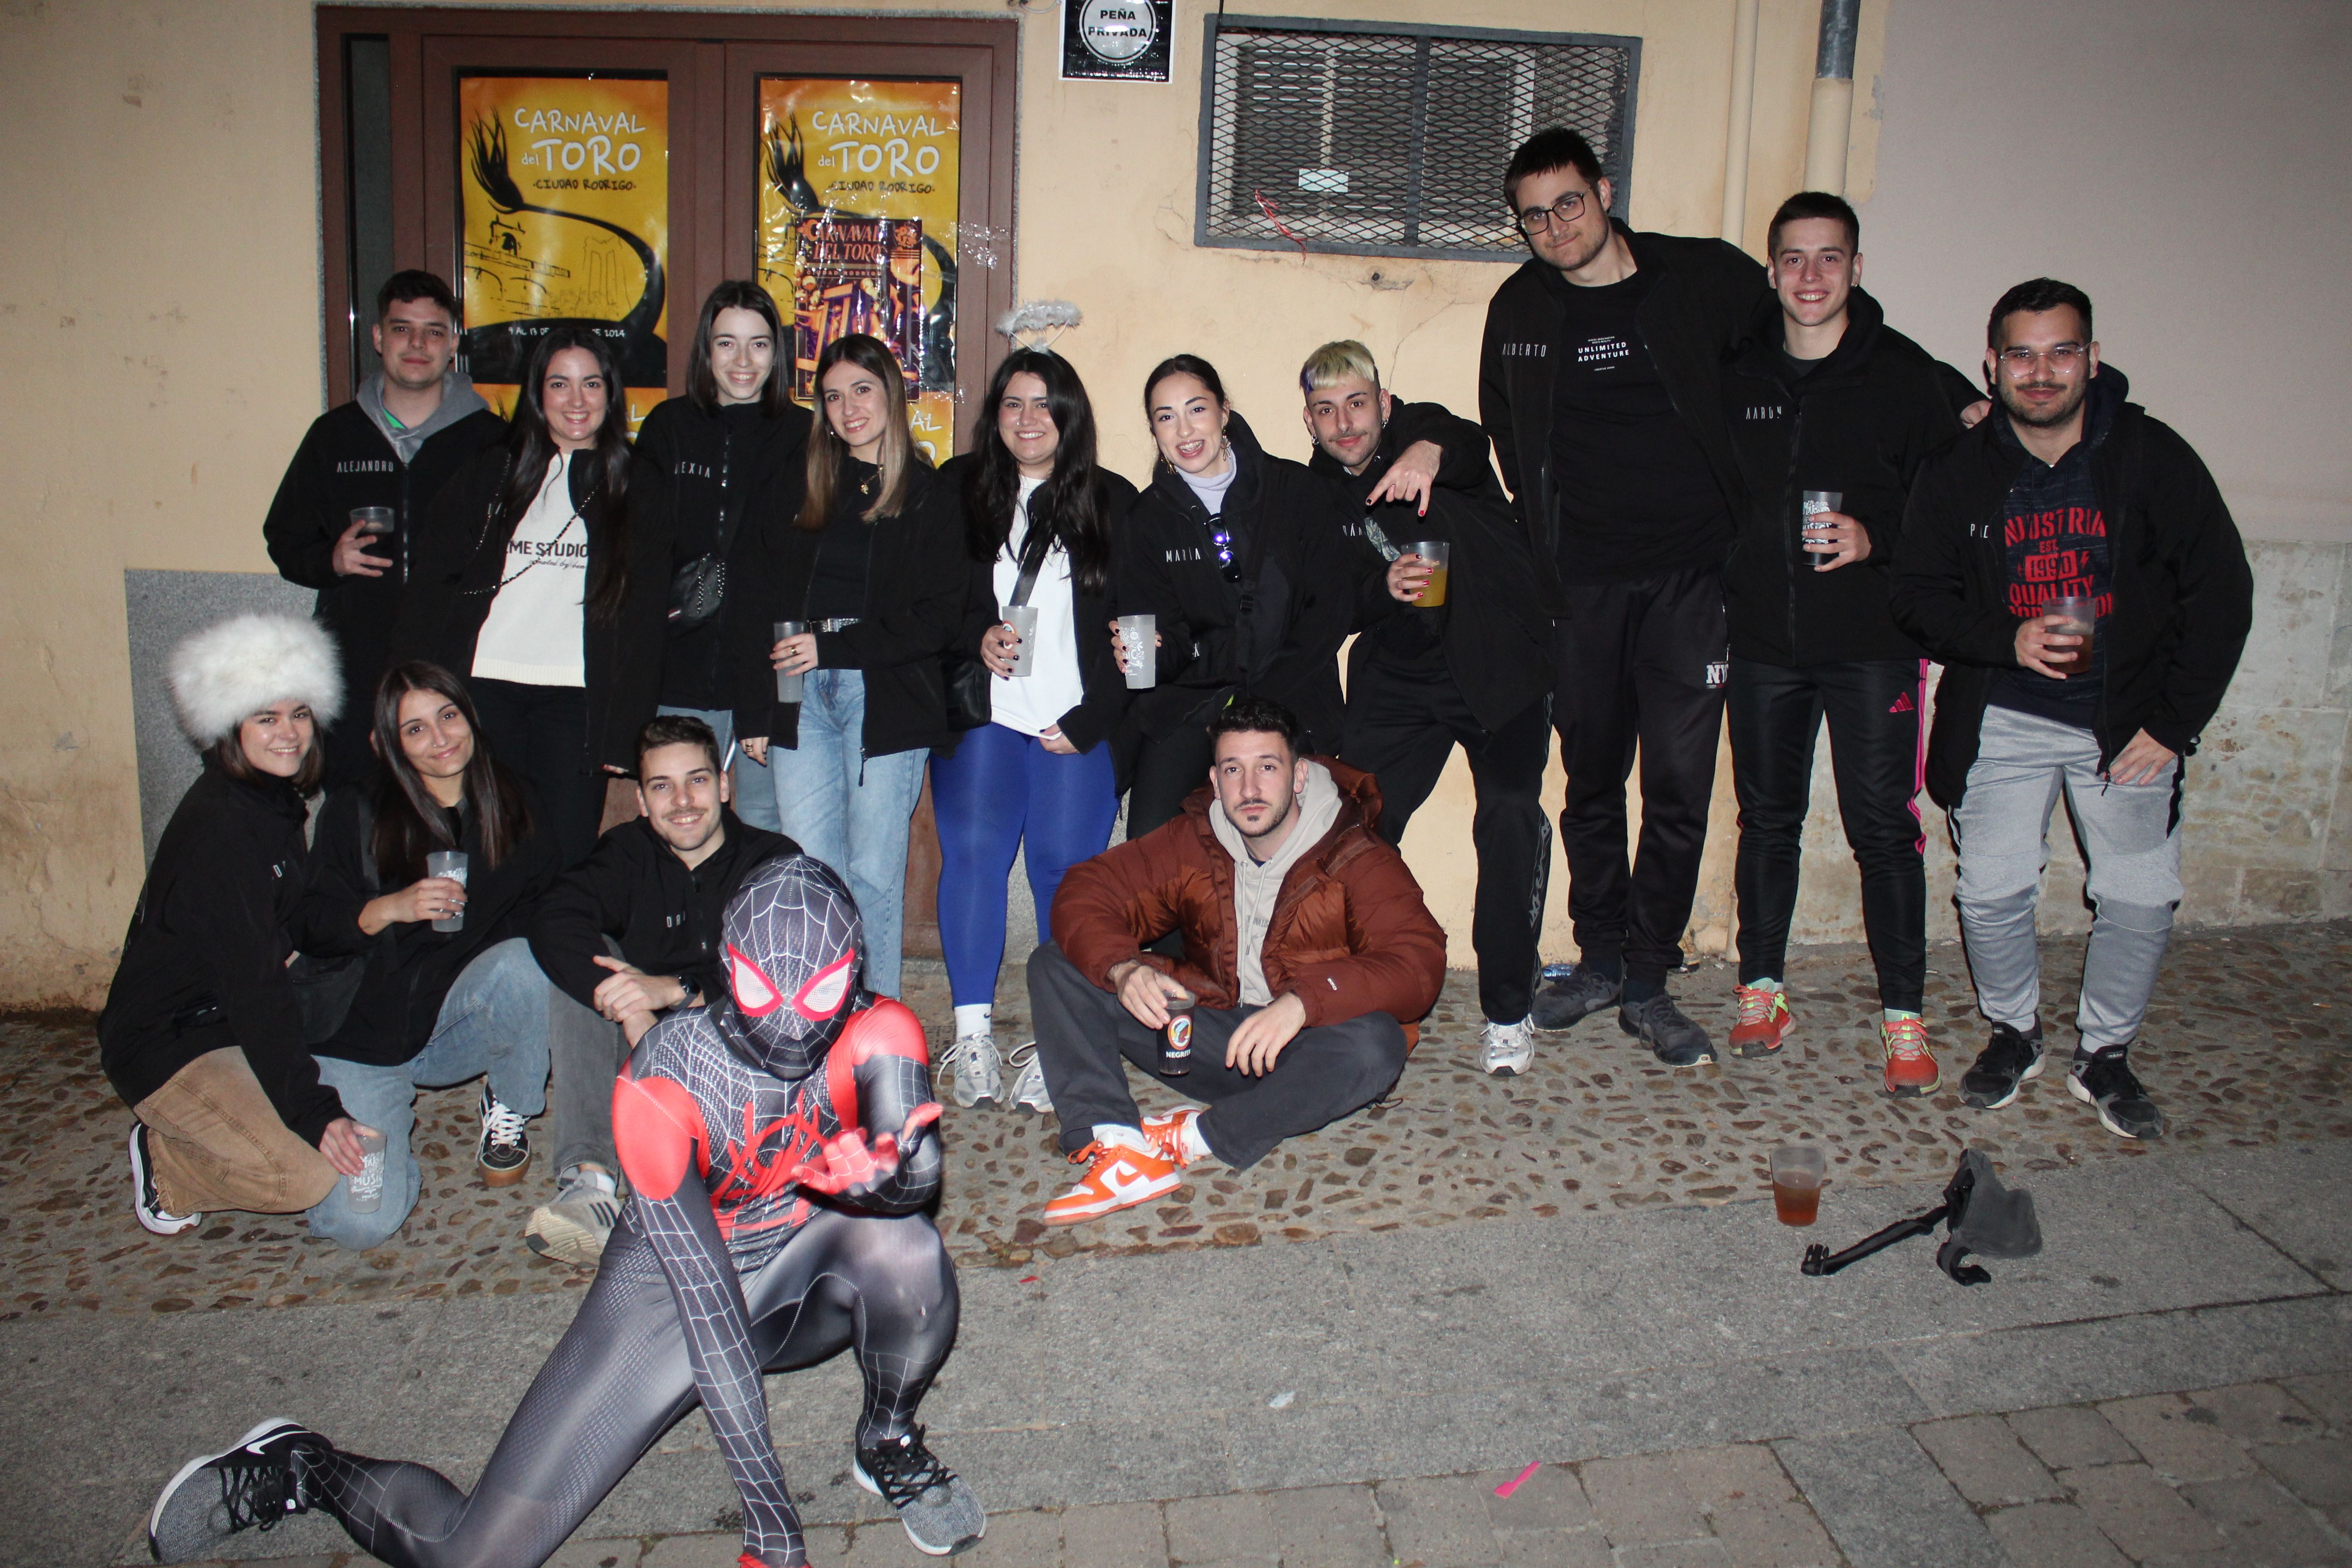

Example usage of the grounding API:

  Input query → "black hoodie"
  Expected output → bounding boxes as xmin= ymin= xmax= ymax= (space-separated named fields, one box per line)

xmin=632 ymin=395 xmax=814 ymax=712
xmin=1478 ymin=221 xmax=1766 ymax=611
xmin=293 ymin=782 xmax=563 ymax=1067
xmin=1115 ymin=412 xmax=1357 ymax=753
xmin=1720 ymin=286 xmax=1980 ymax=666
xmin=1889 ymin=366 xmax=2254 ymax=806
xmin=98 ymin=764 xmax=348 ymax=1145
xmin=529 ymin=808 xmax=795 ymax=1012
xmin=1313 ymin=399 xmax=1551 ymax=730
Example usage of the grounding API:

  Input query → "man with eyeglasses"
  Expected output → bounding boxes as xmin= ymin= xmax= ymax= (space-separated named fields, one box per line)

xmin=1477 ymin=126 xmax=1766 ymax=1070
xmin=1890 ymin=278 xmax=2251 ymax=1140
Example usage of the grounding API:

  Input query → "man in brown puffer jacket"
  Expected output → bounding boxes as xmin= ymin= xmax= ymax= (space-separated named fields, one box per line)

xmin=1030 ymin=696 xmax=1447 ymax=1225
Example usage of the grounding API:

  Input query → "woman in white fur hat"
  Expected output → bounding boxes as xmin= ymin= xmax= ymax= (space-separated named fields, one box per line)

xmin=98 ymin=613 xmax=377 ymax=1237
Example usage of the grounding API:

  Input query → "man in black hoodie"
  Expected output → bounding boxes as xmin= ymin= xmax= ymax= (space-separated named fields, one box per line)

xmin=1477 ymin=127 xmax=1766 ymax=1068
xmin=1718 ymin=192 xmax=1980 ymax=1097
xmin=1891 ymin=279 xmax=2252 ymax=1141
xmin=1305 ymin=341 xmax=1553 ymax=1073
xmin=524 ymin=714 xmax=795 ymax=1263
xmin=263 ymin=271 xmax=506 ymax=786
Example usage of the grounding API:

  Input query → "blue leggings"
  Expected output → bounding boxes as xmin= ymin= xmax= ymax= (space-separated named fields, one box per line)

xmin=929 ymin=721 xmax=1120 ymax=1007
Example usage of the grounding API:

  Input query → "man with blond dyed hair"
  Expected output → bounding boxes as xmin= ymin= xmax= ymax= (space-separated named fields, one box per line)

xmin=1300 ymin=340 xmax=1553 ymax=1072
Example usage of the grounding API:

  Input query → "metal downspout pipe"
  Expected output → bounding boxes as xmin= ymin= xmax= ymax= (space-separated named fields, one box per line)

xmin=1804 ymin=0 xmax=1860 ymax=194
xmin=1720 ymin=0 xmax=1761 ymax=247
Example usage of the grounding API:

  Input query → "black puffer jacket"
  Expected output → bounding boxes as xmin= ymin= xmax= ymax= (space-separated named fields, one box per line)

xmin=1115 ymin=414 xmax=1357 ymax=753
xmin=1720 ymin=287 xmax=1980 ymax=666
xmin=1889 ymin=367 xmax=2254 ymax=806
xmin=390 ymin=444 xmax=668 ymax=773
xmin=1478 ymin=221 xmax=1766 ymax=612
xmin=633 ymin=396 xmax=814 ymax=711
xmin=98 ymin=764 xmax=348 ymax=1144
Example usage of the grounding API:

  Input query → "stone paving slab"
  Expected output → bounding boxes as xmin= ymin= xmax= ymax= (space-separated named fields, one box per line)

xmin=10 ymin=924 xmax=2348 ymax=1320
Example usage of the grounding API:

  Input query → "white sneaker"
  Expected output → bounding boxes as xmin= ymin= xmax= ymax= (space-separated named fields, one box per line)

xmin=1007 ymin=1043 xmax=1052 ymax=1116
xmin=947 ymin=1031 xmax=1003 ymax=1109
xmin=1480 ymin=1017 xmax=1535 ymax=1077
xmin=525 ymin=1164 xmax=621 ymax=1268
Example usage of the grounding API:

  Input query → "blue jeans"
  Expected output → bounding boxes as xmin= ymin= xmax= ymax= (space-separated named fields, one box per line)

xmin=306 ymin=936 xmax=553 ymax=1250
xmin=766 ymin=669 xmax=929 ymax=997
xmin=657 ymin=703 xmax=781 ymax=834
xmin=929 ymin=721 xmax=1119 ymax=1007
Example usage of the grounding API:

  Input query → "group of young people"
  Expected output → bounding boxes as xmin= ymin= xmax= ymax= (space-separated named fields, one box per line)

xmin=117 ymin=122 xmax=2253 ymax=1568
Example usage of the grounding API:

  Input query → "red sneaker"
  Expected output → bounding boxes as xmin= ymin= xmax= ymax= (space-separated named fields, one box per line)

xmin=1042 ymin=1139 xmax=1185 ymax=1225
xmin=1140 ymin=1105 xmax=1205 ymax=1166
xmin=1728 ymin=985 xmax=1793 ymax=1059
xmin=1882 ymin=1015 xmax=1941 ymax=1098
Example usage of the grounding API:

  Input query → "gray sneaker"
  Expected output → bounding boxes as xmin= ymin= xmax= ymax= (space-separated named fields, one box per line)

xmin=1618 ymin=993 xmax=1717 ymax=1067
xmin=1530 ymin=965 xmax=1622 ymax=1031
xmin=855 ymin=1427 xmax=985 ymax=1556
xmin=525 ymin=1164 xmax=622 ymax=1268
xmin=947 ymin=1031 xmax=1003 ymax=1110
xmin=147 ymin=1418 xmax=321 ymax=1563
xmin=1006 ymin=1043 xmax=1053 ymax=1116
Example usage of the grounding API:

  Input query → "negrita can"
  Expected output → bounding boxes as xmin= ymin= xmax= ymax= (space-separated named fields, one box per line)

xmin=1161 ymin=987 xmax=1196 ymax=1076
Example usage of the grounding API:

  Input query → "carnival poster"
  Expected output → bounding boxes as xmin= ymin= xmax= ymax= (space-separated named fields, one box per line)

xmin=757 ymin=78 xmax=962 ymax=460
xmin=457 ymin=76 xmax=670 ymax=431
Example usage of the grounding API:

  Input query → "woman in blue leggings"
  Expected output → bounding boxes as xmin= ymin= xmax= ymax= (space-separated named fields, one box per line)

xmin=931 ymin=350 xmax=1138 ymax=1112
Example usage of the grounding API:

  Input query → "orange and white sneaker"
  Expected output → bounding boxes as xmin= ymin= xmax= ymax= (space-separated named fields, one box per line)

xmin=1042 ymin=1137 xmax=1185 ymax=1226
xmin=1882 ymin=1014 xmax=1940 ymax=1098
xmin=1140 ymin=1105 xmax=1206 ymax=1166
xmin=1729 ymin=984 xmax=1793 ymax=1059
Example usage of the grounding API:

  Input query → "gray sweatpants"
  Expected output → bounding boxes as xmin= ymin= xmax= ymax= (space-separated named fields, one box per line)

xmin=1950 ymin=705 xmax=2183 ymax=1051
xmin=546 ymin=938 xmax=632 ymax=1177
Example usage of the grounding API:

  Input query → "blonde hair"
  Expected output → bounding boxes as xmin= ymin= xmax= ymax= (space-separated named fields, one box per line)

xmin=1299 ymin=339 xmax=1382 ymax=396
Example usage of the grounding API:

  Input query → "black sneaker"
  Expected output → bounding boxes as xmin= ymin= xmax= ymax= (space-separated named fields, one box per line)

xmin=854 ymin=1426 xmax=985 ymax=1557
xmin=2069 ymin=1049 xmax=2165 ymax=1139
xmin=129 ymin=1122 xmax=202 ymax=1236
xmin=477 ymin=1083 xmax=531 ymax=1187
xmin=147 ymin=1418 xmax=321 ymax=1563
xmin=1618 ymin=993 xmax=1717 ymax=1066
xmin=1531 ymin=965 xmax=1622 ymax=1031
xmin=1960 ymin=1022 xmax=2045 ymax=1109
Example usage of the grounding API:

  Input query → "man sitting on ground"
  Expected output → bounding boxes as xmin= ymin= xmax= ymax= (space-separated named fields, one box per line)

xmin=1030 ymin=695 xmax=1446 ymax=1224
xmin=523 ymin=714 xmax=794 ymax=1263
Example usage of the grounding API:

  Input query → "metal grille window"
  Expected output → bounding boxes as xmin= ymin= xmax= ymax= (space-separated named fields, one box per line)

xmin=1197 ymin=16 xmax=1639 ymax=263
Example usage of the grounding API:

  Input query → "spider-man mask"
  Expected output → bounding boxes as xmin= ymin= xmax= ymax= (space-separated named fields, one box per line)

xmin=716 ymin=853 xmax=867 ymax=1078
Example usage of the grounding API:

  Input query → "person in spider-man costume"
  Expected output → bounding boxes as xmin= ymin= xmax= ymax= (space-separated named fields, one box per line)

xmin=145 ymin=853 xmax=985 ymax=1567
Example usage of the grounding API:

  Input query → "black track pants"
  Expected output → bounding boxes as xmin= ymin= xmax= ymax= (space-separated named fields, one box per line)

xmin=1125 ymin=726 xmax=1217 ymax=844
xmin=470 ymin=676 xmax=603 ymax=867
xmin=1726 ymin=655 xmax=1927 ymax=1011
xmin=1340 ymin=660 xmax=1551 ymax=1023
xmin=303 ymin=1206 xmax=958 ymax=1568
xmin=1550 ymin=567 xmax=1729 ymax=989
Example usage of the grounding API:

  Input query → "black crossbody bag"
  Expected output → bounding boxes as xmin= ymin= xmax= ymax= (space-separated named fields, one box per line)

xmin=942 ymin=554 xmax=1044 ymax=732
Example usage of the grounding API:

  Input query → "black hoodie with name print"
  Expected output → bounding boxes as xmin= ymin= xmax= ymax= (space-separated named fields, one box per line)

xmin=1115 ymin=412 xmax=1358 ymax=754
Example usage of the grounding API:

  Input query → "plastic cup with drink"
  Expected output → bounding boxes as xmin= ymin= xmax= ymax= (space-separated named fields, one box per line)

xmin=1117 ymin=613 xmax=1156 ymax=691
xmin=1405 ymin=540 xmax=1450 ymax=606
xmin=1161 ymin=984 xmax=1196 ymax=1076
xmin=1800 ymin=491 xmax=1843 ymax=569
xmin=1003 ymin=605 xmax=1040 ymax=677
xmin=1770 ymin=1145 xmax=1825 ymax=1226
xmin=2041 ymin=594 xmax=2094 ymax=677
xmin=350 ymin=506 xmax=396 ymax=538
xmin=425 ymin=849 xmax=469 ymax=934
xmin=774 ymin=620 xmax=808 ymax=703
xmin=347 ymin=1127 xmax=389 ymax=1214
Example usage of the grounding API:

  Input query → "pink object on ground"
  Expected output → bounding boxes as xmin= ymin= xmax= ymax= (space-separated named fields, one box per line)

xmin=1493 ymin=1461 xmax=1543 ymax=1499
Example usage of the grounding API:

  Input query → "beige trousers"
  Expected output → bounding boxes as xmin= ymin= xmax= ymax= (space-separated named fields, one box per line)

xmin=134 ymin=1047 xmax=339 ymax=1215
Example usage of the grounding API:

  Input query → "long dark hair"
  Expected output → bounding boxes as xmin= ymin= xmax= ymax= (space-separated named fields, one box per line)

xmin=795 ymin=333 xmax=920 ymax=531
xmin=964 ymin=350 xmax=1114 ymax=596
xmin=686 ymin=280 xmax=791 ymax=415
xmin=1142 ymin=353 xmax=1231 ymax=478
xmin=496 ymin=328 xmax=632 ymax=622
xmin=368 ymin=662 xmax=534 ymax=887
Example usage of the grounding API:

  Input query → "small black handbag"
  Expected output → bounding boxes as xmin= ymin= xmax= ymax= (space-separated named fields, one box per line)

xmin=941 ymin=554 xmax=1042 ymax=732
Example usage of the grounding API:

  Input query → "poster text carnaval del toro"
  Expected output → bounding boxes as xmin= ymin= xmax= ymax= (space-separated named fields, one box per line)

xmin=758 ymin=79 xmax=963 ymax=459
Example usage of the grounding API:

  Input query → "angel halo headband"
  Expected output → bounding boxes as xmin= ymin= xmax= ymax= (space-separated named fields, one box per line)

xmin=994 ymin=299 xmax=1082 ymax=355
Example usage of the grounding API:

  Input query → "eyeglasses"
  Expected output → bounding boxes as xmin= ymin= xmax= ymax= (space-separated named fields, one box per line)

xmin=1209 ymin=525 xmax=1242 ymax=583
xmin=1996 ymin=344 xmax=2089 ymax=374
xmin=1515 ymin=189 xmax=1590 ymax=234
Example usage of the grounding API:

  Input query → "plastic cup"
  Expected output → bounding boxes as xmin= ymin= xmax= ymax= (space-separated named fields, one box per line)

xmin=1161 ymin=985 xmax=1196 ymax=1077
xmin=2042 ymin=593 xmax=2094 ymax=677
xmin=1770 ymin=1145 xmax=1825 ymax=1226
xmin=774 ymin=620 xmax=807 ymax=703
xmin=348 ymin=1128 xmax=388 ymax=1214
xmin=1406 ymin=540 xmax=1450 ymax=606
xmin=1117 ymin=614 xmax=1156 ymax=691
xmin=426 ymin=849 xmax=469 ymax=933
xmin=1004 ymin=604 xmax=1040 ymax=677
xmin=350 ymin=505 xmax=396 ymax=537
xmin=1801 ymin=490 xmax=1843 ymax=568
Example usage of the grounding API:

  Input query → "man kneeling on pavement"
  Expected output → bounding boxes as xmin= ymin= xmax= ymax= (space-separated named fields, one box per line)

xmin=522 ymin=714 xmax=794 ymax=1263
xmin=1030 ymin=695 xmax=1446 ymax=1224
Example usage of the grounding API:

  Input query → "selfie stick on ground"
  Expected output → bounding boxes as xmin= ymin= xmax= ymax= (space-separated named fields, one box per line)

xmin=1801 ymin=1150 xmax=2042 ymax=1286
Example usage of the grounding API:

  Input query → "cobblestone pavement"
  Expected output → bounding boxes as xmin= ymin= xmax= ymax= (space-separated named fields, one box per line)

xmin=167 ymin=1373 xmax=2352 ymax=1566
xmin=7 ymin=923 xmax=2348 ymax=1319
